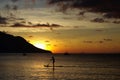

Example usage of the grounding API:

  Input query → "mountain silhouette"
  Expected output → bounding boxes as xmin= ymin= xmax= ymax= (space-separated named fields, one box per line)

xmin=0 ymin=31 xmax=51 ymax=53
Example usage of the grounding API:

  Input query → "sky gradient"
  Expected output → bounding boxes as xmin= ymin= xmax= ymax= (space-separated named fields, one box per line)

xmin=0 ymin=0 xmax=120 ymax=54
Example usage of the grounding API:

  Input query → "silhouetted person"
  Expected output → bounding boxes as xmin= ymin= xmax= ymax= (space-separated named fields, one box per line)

xmin=50 ymin=56 xmax=55 ymax=70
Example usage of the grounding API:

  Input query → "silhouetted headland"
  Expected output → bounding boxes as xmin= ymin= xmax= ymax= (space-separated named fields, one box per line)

xmin=0 ymin=31 xmax=51 ymax=54
xmin=64 ymin=52 xmax=70 ymax=55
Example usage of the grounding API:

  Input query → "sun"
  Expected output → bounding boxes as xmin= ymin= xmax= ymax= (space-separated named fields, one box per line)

xmin=34 ymin=43 xmax=46 ymax=50
xmin=31 ymin=41 xmax=52 ymax=51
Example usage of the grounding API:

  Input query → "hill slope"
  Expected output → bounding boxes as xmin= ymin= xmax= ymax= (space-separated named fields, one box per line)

xmin=0 ymin=31 xmax=51 ymax=53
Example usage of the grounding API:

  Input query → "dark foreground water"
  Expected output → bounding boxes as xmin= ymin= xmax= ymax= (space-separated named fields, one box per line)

xmin=0 ymin=53 xmax=120 ymax=80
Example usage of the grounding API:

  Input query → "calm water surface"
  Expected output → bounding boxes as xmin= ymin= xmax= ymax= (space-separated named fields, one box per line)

xmin=0 ymin=53 xmax=120 ymax=80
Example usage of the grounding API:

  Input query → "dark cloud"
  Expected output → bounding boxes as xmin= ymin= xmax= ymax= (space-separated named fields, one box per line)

xmin=99 ymin=41 xmax=103 ymax=43
xmin=0 ymin=16 xmax=8 ymax=24
xmin=33 ymin=23 xmax=63 ymax=27
xmin=79 ymin=11 xmax=85 ymax=16
xmin=104 ymin=38 xmax=112 ymax=41
xmin=83 ymin=40 xmax=93 ymax=43
xmin=46 ymin=44 xmax=51 ymax=46
xmin=20 ymin=21 xmax=26 ymax=24
xmin=74 ymin=26 xmax=79 ymax=29
xmin=33 ymin=23 xmax=50 ymax=27
xmin=0 ymin=15 xmax=26 ymax=26
xmin=112 ymin=21 xmax=120 ymax=24
xmin=11 ymin=22 xmax=27 ymax=27
xmin=51 ymin=23 xmax=63 ymax=27
xmin=83 ymin=39 xmax=113 ymax=44
xmin=48 ymin=0 xmax=120 ymax=18
xmin=45 ymin=40 xmax=50 ymax=43
xmin=53 ymin=45 xmax=57 ymax=47
xmin=10 ymin=22 xmax=63 ymax=28
xmin=28 ymin=36 xmax=33 ymax=38
xmin=28 ymin=22 xmax=32 ymax=25
xmin=91 ymin=18 xmax=105 ymax=23
xmin=83 ymin=40 xmax=105 ymax=44
xmin=8 ymin=17 xmax=25 ymax=22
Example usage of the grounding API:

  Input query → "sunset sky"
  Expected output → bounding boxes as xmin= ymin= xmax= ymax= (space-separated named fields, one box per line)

xmin=0 ymin=0 xmax=120 ymax=54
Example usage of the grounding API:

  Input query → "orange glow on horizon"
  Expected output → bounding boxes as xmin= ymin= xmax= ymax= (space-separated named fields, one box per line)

xmin=27 ymin=38 xmax=120 ymax=54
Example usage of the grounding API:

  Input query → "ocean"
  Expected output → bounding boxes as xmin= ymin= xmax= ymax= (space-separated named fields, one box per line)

xmin=0 ymin=53 xmax=120 ymax=80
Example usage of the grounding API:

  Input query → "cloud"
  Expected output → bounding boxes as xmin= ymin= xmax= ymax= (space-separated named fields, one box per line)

xmin=103 ymin=38 xmax=112 ymax=41
xmin=0 ymin=16 xmax=8 ymax=24
xmin=33 ymin=23 xmax=63 ymax=28
xmin=91 ymin=18 xmax=105 ymax=23
xmin=112 ymin=21 xmax=120 ymax=24
xmin=11 ymin=22 xmax=27 ymax=27
xmin=98 ymin=41 xmax=103 ymax=43
xmin=48 ymin=0 xmax=120 ymax=18
xmin=28 ymin=36 xmax=33 ymax=38
xmin=46 ymin=44 xmax=51 ymax=46
xmin=83 ymin=40 xmax=93 ymax=43
xmin=10 ymin=22 xmax=63 ymax=28
xmin=45 ymin=40 xmax=50 ymax=43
